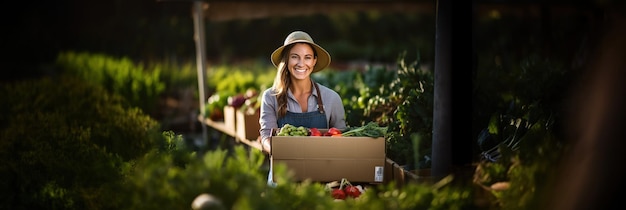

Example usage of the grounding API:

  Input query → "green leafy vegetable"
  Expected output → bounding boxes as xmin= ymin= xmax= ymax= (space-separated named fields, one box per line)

xmin=342 ymin=122 xmax=388 ymax=137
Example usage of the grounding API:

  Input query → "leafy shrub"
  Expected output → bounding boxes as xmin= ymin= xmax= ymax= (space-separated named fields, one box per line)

xmin=120 ymin=145 xmax=275 ymax=210
xmin=313 ymin=68 xmax=374 ymax=126
xmin=0 ymin=76 xmax=161 ymax=210
xmin=206 ymin=63 xmax=274 ymax=97
xmin=119 ymin=142 xmax=477 ymax=210
xmin=201 ymin=63 xmax=274 ymax=119
xmin=378 ymin=53 xmax=433 ymax=169
xmin=314 ymin=52 xmax=433 ymax=168
xmin=472 ymin=55 xmax=573 ymax=209
xmin=155 ymin=61 xmax=199 ymax=90
xmin=473 ymin=117 xmax=565 ymax=210
xmin=55 ymin=51 xmax=166 ymax=115
xmin=0 ymin=75 xmax=478 ymax=210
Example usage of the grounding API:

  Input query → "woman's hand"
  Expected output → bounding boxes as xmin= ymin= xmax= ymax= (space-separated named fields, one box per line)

xmin=261 ymin=138 xmax=271 ymax=154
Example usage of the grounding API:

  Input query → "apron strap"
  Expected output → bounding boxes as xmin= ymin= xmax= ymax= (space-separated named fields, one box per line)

xmin=313 ymin=82 xmax=325 ymax=114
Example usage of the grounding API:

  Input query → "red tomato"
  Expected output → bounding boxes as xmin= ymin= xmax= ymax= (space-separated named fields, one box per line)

xmin=309 ymin=128 xmax=322 ymax=136
xmin=331 ymin=189 xmax=346 ymax=200
xmin=344 ymin=186 xmax=361 ymax=198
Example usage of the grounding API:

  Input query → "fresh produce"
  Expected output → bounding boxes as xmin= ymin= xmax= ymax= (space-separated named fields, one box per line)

xmin=325 ymin=127 xmax=342 ymax=136
xmin=326 ymin=178 xmax=364 ymax=200
xmin=344 ymin=185 xmax=362 ymax=198
xmin=341 ymin=122 xmax=388 ymax=137
xmin=276 ymin=124 xmax=309 ymax=136
xmin=227 ymin=94 xmax=246 ymax=108
xmin=331 ymin=189 xmax=346 ymax=200
xmin=310 ymin=128 xmax=322 ymax=136
xmin=206 ymin=93 xmax=230 ymax=120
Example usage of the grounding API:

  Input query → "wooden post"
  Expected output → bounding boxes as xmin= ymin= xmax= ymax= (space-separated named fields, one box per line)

xmin=192 ymin=1 xmax=209 ymax=147
xmin=432 ymin=0 xmax=452 ymax=180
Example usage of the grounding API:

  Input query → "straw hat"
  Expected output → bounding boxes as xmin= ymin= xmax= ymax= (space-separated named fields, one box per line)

xmin=271 ymin=31 xmax=331 ymax=73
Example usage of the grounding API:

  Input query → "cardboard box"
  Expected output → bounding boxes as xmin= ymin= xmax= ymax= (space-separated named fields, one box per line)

xmin=271 ymin=135 xmax=385 ymax=183
xmin=223 ymin=106 xmax=237 ymax=134
xmin=236 ymin=109 xmax=260 ymax=140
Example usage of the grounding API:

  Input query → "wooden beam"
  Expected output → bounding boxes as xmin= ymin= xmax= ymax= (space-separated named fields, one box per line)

xmin=204 ymin=2 xmax=434 ymax=21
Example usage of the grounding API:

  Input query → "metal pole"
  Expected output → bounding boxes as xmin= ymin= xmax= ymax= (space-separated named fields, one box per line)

xmin=192 ymin=1 xmax=208 ymax=147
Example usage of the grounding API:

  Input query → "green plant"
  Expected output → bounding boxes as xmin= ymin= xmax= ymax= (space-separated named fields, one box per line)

xmin=472 ymin=54 xmax=573 ymax=209
xmin=473 ymin=117 xmax=565 ymax=210
xmin=119 ymin=141 xmax=478 ymax=210
xmin=55 ymin=51 xmax=166 ymax=115
xmin=206 ymin=63 xmax=274 ymax=96
xmin=0 ymin=76 xmax=161 ymax=210
xmin=202 ymin=63 xmax=275 ymax=120
xmin=357 ymin=52 xmax=433 ymax=168
xmin=1 ymin=66 xmax=479 ymax=210
xmin=313 ymin=66 xmax=397 ymax=127
xmin=316 ymin=52 xmax=433 ymax=168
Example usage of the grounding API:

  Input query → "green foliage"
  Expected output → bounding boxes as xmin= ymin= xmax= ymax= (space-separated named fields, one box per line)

xmin=342 ymin=121 xmax=388 ymax=137
xmin=206 ymin=63 xmax=274 ymax=97
xmin=154 ymin=60 xmax=199 ymax=90
xmin=121 ymin=145 xmax=271 ymax=209
xmin=0 ymin=75 xmax=478 ymax=210
xmin=339 ymin=52 xmax=432 ymax=168
xmin=55 ymin=51 xmax=166 ymax=115
xmin=472 ymin=53 xmax=573 ymax=209
xmin=0 ymin=76 xmax=161 ymax=210
xmin=313 ymin=52 xmax=433 ymax=168
xmin=313 ymin=65 xmax=399 ymax=127
xmin=313 ymin=69 xmax=367 ymax=126
xmin=118 ymin=142 xmax=478 ymax=210
xmin=202 ymin=63 xmax=274 ymax=119
xmin=474 ymin=119 xmax=565 ymax=210
xmin=386 ymin=53 xmax=434 ymax=168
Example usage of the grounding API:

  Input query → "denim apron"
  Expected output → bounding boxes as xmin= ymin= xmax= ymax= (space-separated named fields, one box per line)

xmin=268 ymin=82 xmax=327 ymax=186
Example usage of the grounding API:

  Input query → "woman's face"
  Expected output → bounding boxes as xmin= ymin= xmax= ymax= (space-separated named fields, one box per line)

xmin=287 ymin=43 xmax=317 ymax=81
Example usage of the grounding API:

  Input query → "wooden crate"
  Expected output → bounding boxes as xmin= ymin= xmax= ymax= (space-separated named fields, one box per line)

xmin=236 ymin=109 xmax=260 ymax=140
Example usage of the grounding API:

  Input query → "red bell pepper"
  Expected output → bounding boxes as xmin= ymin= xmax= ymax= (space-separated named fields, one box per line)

xmin=309 ymin=128 xmax=322 ymax=136
xmin=327 ymin=127 xmax=342 ymax=136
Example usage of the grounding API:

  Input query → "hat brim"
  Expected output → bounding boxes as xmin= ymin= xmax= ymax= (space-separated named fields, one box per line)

xmin=271 ymin=41 xmax=331 ymax=73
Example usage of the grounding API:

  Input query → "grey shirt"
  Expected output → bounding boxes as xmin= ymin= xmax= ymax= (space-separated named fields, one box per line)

xmin=259 ymin=83 xmax=347 ymax=140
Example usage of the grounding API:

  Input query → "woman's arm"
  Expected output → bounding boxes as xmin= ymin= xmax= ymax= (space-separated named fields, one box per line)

xmin=324 ymin=87 xmax=347 ymax=129
xmin=259 ymin=88 xmax=278 ymax=153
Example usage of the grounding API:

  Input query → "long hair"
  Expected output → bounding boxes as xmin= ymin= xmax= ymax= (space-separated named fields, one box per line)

xmin=271 ymin=43 xmax=318 ymax=118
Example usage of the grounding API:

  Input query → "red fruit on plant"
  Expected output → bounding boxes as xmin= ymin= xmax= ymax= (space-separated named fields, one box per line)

xmin=309 ymin=128 xmax=322 ymax=136
xmin=344 ymin=186 xmax=361 ymax=198
xmin=331 ymin=189 xmax=346 ymax=200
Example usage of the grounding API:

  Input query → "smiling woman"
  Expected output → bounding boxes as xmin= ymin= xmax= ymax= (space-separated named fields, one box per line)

xmin=259 ymin=31 xmax=347 ymax=155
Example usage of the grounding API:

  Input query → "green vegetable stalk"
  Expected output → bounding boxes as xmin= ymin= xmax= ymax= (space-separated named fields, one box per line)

xmin=342 ymin=122 xmax=388 ymax=137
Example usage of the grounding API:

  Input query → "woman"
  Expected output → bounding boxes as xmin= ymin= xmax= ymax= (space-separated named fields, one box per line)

xmin=259 ymin=31 xmax=347 ymax=154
